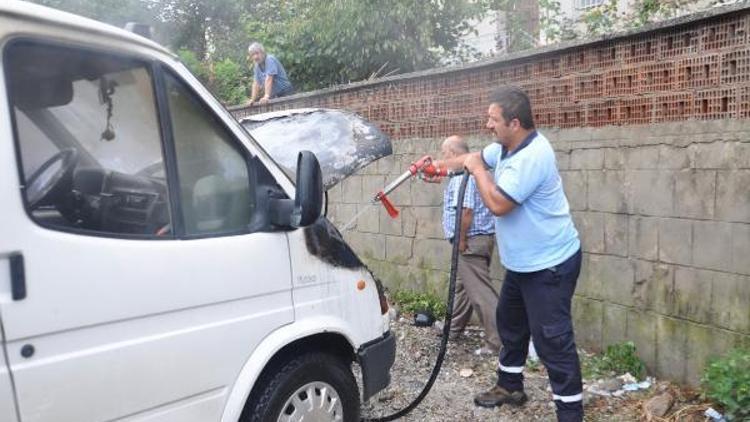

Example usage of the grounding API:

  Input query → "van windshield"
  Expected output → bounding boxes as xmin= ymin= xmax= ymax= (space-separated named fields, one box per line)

xmin=46 ymin=69 xmax=163 ymax=175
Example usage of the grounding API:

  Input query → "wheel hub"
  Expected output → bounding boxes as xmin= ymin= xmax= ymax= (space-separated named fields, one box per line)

xmin=277 ymin=381 xmax=344 ymax=422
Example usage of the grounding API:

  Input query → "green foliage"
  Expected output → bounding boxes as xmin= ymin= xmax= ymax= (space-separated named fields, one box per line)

xmin=702 ymin=347 xmax=750 ymax=421
xmin=632 ymin=0 xmax=665 ymax=27
xmin=392 ymin=290 xmax=447 ymax=319
xmin=33 ymin=0 xmax=726 ymax=102
xmin=212 ymin=58 xmax=247 ymax=105
xmin=177 ymin=49 xmax=210 ymax=81
xmin=577 ymin=0 xmax=716 ymax=37
xmin=34 ymin=0 xmax=489 ymax=99
xmin=246 ymin=0 xmax=487 ymax=91
xmin=178 ymin=50 xmax=247 ymax=104
xmin=155 ymin=0 xmax=254 ymax=63
xmin=627 ymin=0 xmax=702 ymax=28
xmin=539 ymin=0 xmax=578 ymax=43
xmin=581 ymin=341 xmax=646 ymax=380
xmin=486 ymin=0 xmax=539 ymax=52
xmin=539 ymin=0 xmax=563 ymax=43
xmin=580 ymin=0 xmax=620 ymax=37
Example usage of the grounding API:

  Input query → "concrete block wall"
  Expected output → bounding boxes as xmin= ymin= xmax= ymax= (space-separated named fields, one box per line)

xmin=231 ymin=4 xmax=750 ymax=384
xmin=323 ymin=123 xmax=750 ymax=385
xmin=552 ymin=122 xmax=750 ymax=384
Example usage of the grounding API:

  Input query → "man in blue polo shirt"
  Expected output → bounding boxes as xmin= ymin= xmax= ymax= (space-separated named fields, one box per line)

xmin=434 ymin=87 xmax=583 ymax=422
xmin=247 ymin=42 xmax=294 ymax=105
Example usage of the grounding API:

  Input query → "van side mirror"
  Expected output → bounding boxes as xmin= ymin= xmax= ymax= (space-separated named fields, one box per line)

xmin=267 ymin=151 xmax=322 ymax=229
xmin=291 ymin=151 xmax=323 ymax=227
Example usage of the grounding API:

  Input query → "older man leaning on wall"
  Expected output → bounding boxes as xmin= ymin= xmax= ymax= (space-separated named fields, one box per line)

xmin=247 ymin=42 xmax=294 ymax=106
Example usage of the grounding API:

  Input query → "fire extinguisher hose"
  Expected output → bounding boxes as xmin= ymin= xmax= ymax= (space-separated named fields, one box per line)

xmin=362 ymin=170 xmax=470 ymax=422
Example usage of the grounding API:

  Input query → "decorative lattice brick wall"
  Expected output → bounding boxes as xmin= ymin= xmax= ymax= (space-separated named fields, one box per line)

xmin=231 ymin=5 xmax=750 ymax=137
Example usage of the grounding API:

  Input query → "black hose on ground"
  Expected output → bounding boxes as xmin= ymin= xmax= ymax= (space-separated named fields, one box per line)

xmin=363 ymin=170 xmax=469 ymax=422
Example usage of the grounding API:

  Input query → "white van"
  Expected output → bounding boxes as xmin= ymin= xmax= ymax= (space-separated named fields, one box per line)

xmin=0 ymin=2 xmax=395 ymax=421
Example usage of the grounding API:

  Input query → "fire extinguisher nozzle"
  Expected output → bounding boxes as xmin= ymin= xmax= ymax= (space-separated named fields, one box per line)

xmin=376 ymin=191 xmax=400 ymax=219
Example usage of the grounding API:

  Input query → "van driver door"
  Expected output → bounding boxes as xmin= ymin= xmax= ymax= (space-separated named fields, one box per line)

xmin=0 ymin=38 xmax=293 ymax=422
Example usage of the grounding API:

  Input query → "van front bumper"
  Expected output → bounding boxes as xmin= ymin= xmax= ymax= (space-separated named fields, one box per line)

xmin=357 ymin=331 xmax=396 ymax=401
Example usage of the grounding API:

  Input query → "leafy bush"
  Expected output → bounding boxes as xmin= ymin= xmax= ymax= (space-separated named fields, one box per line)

xmin=177 ymin=49 xmax=209 ymax=81
xmin=702 ymin=347 xmax=750 ymax=421
xmin=392 ymin=290 xmax=447 ymax=320
xmin=177 ymin=50 xmax=247 ymax=105
xmin=211 ymin=58 xmax=247 ymax=105
xmin=244 ymin=0 xmax=486 ymax=91
xmin=582 ymin=341 xmax=646 ymax=380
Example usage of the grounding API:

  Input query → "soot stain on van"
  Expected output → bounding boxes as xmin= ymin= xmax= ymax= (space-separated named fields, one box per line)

xmin=304 ymin=218 xmax=364 ymax=269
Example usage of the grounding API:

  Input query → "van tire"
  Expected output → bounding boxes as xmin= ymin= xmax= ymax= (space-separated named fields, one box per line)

xmin=244 ymin=352 xmax=360 ymax=422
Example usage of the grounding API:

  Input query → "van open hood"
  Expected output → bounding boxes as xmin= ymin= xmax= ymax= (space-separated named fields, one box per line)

xmin=240 ymin=108 xmax=392 ymax=190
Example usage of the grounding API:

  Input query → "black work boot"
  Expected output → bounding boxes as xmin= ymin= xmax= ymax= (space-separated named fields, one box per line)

xmin=473 ymin=385 xmax=528 ymax=408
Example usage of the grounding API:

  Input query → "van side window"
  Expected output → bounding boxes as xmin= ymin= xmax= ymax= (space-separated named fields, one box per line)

xmin=6 ymin=41 xmax=172 ymax=237
xmin=163 ymin=72 xmax=253 ymax=236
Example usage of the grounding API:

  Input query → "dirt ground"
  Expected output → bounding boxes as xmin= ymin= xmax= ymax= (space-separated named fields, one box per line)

xmin=360 ymin=317 xmax=707 ymax=422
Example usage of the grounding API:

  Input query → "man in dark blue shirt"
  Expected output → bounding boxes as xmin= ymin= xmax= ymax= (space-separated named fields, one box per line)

xmin=247 ymin=42 xmax=293 ymax=105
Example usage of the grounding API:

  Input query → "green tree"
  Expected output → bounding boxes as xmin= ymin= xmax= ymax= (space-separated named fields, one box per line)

xmin=177 ymin=49 xmax=210 ymax=81
xmin=484 ymin=0 xmax=540 ymax=53
xmin=245 ymin=0 xmax=488 ymax=91
xmin=211 ymin=58 xmax=248 ymax=105
xmin=178 ymin=49 xmax=247 ymax=105
xmin=580 ymin=0 xmax=620 ymax=37
xmin=151 ymin=0 xmax=255 ymax=62
xmin=625 ymin=0 xmax=703 ymax=28
xmin=32 ymin=0 xmax=490 ymax=98
xmin=578 ymin=0 xmax=722 ymax=37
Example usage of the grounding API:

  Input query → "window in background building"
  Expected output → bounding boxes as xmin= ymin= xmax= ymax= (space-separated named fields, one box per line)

xmin=576 ymin=0 xmax=604 ymax=9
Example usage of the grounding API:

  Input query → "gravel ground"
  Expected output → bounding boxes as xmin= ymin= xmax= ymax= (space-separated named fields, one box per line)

xmin=359 ymin=317 xmax=699 ymax=422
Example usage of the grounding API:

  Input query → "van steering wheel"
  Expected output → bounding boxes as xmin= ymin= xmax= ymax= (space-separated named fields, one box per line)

xmin=26 ymin=148 xmax=79 ymax=210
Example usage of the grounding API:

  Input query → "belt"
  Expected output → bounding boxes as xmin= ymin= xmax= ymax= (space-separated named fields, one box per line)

xmin=448 ymin=233 xmax=495 ymax=244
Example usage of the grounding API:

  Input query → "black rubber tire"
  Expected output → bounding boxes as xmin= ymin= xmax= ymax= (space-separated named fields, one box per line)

xmin=243 ymin=352 xmax=360 ymax=422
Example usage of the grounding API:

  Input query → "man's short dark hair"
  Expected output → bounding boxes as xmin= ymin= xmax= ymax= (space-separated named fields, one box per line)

xmin=489 ymin=86 xmax=535 ymax=130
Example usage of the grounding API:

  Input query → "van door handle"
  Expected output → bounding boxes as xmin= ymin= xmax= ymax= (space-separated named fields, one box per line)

xmin=10 ymin=254 xmax=26 ymax=301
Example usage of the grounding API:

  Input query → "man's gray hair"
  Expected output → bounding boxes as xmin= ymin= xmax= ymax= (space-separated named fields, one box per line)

xmin=444 ymin=135 xmax=469 ymax=154
xmin=248 ymin=42 xmax=265 ymax=55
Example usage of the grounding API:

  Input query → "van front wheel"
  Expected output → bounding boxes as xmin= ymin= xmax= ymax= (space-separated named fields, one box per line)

xmin=245 ymin=352 xmax=360 ymax=422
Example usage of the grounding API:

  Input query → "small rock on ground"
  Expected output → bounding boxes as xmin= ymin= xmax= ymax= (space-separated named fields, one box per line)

xmin=643 ymin=392 xmax=675 ymax=420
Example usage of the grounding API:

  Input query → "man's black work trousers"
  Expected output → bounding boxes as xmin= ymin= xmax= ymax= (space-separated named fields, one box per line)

xmin=496 ymin=248 xmax=584 ymax=422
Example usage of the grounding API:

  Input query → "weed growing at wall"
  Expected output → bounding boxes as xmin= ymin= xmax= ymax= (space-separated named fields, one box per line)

xmin=582 ymin=341 xmax=646 ymax=380
xmin=392 ymin=290 xmax=447 ymax=320
xmin=702 ymin=347 xmax=750 ymax=421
